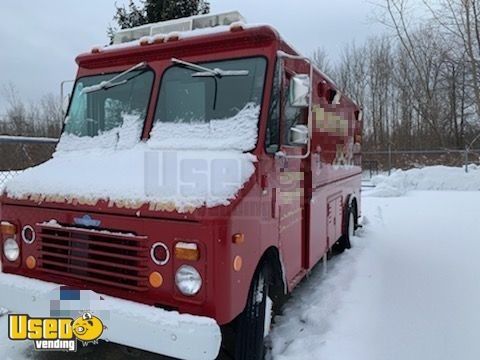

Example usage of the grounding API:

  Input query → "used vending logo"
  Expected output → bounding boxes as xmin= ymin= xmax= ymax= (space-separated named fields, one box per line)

xmin=8 ymin=312 xmax=105 ymax=351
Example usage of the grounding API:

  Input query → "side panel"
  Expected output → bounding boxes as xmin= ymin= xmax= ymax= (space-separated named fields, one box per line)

xmin=308 ymin=175 xmax=361 ymax=267
xmin=304 ymin=61 xmax=362 ymax=269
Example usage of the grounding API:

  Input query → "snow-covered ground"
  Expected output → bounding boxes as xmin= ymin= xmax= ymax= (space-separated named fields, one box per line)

xmin=270 ymin=165 xmax=480 ymax=359
xmin=1 ymin=166 xmax=479 ymax=359
xmin=270 ymin=190 xmax=480 ymax=360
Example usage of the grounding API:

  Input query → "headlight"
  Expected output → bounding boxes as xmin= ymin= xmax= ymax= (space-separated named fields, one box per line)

xmin=175 ymin=265 xmax=202 ymax=296
xmin=3 ymin=238 xmax=19 ymax=262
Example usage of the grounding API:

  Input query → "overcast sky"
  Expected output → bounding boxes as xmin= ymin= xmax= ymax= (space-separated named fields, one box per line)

xmin=0 ymin=0 xmax=384 ymax=113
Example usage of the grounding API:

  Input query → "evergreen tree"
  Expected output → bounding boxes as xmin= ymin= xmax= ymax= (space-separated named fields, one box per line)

xmin=145 ymin=0 xmax=210 ymax=23
xmin=108 ymin=0 xmax=210 ymax=41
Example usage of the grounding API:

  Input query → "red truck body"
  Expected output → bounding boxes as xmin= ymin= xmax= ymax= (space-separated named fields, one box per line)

xmin=0 ymin=21 xmax=361 ymax=358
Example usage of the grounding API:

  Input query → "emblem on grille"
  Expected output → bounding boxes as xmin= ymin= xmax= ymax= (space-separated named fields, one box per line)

xmin=74 ymin=215 xmax=101 ymax=227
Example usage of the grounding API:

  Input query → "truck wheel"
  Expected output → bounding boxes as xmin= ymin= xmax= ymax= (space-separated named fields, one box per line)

xmin=334 ymin=206 xmax=356 ymax=253
xmin=234 ymin=265 xmax=272 ymax=360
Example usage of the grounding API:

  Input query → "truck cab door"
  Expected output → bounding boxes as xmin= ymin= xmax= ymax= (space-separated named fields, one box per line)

xmin=275 ymin=70 xmax=309 ymax=287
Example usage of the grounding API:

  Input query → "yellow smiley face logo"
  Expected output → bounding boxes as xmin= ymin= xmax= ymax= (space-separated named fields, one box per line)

xmin=72 ymin=312 xmax=104 ymax=342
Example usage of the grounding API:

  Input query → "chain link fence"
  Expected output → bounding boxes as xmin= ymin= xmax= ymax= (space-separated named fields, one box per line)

xmin=2 ymin=138 xmax=480 ymax=189
xmin=0 ymin=136 xmax=58 ymax=190
xmin=362 ymin=148 xmax=480 ymax=178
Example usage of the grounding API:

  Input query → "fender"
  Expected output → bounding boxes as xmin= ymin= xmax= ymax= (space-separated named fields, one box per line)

xmin=233 ymin=246 xmax=287 ymax=322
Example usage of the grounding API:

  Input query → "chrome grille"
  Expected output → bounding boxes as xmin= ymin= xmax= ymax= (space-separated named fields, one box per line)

xmin=37 ymin=222 xmax=149 ymax=292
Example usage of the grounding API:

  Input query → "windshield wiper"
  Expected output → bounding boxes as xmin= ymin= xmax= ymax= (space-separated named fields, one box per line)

xmin=171 ymin=58 xmax=249 ymax=111
xmin=171 ymin=58 xmax=249 ymax=77
xmin=82 ymin=62 xmax=148 ymax=94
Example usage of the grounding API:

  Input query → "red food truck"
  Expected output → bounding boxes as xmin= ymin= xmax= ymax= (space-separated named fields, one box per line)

xmin=0 ymin=11 xmax=362 ymax=360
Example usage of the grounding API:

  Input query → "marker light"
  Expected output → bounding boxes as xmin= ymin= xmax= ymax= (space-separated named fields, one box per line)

xmin=232 ymin=233 xmax=245 ymax=245
xmin=175 ymin=265 xmax=202 ymax=296
xmin=152 ymin=35 xmax=165 ymax=44
xmin=1 ymin=221 xmax=17 ymax=236
xmin=22 ymin=225 xmax=35 ymax=244
xmin=233 ymin=256 xmax=243 ymax=272
xmin=166 ymin=32 xmax=180 ymax=42
xmin=151 ymin=242 xmax=170 ymax=266
xmin=3 ymin=238 xmax=19 ymax=262
xmin=230 ymin=21 xmax=245 ymax=32
xmin=139 ymin=36 xmax=150 ymax=46
xmin=175 ymin=242 xmax=200 ymax=261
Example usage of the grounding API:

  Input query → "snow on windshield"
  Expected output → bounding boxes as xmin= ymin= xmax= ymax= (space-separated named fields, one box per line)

xmin=149 ymin=103 xmax=260 ymax=151
xmin=58 ymin=113 xmax=143 ymax=152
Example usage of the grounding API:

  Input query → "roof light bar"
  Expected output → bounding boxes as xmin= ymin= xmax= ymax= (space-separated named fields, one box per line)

xmin=113 ymin=11 xmax=246 ymax=45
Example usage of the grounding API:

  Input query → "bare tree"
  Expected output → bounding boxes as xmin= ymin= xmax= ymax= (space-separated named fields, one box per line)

xmin=421 ymin=0 xmax=480 ymax=120
xmin=320 ymin=9 xmax=479 ymax=151
xmin=312 ymin=47 xmax=333 ymax=75
xmin=0 ymin=84 xmax=62 ymax=137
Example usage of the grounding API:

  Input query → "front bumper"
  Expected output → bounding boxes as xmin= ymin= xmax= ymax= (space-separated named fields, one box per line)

xmin=0 ymin=272 xmax=221 ymax=360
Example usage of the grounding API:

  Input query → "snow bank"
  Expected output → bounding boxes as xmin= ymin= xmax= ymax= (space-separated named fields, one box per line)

xmin=4 ymin=110 xmax=259 ymax=213
xmin=366 ymin=165 xmax=480 ymax=197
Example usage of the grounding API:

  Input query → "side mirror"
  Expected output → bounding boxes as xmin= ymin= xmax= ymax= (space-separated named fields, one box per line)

xmin=289 ymin=124 xmax=309 ymax=146
xmin=289 ymin=75 xmax=311 ymax=107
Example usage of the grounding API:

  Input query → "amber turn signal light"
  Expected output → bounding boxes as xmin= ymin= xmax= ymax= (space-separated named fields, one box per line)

xmin=175 ymin=242 xmax=200 ymax=261
xmin=149 ymin=272 xmax=163 ymax=288
xmin=26 ymin=256 xmax=36 ymax=270
xmin=1 ymin=221 xmax=17 ymax=236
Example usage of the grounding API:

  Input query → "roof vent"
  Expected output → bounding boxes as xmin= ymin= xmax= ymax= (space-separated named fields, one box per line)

xmin=113 ymin=11 xmax=246 ymax=44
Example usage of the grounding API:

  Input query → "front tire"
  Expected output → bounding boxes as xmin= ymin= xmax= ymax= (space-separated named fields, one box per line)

xmin=234 ymin=265 xmax=272 ymax=360
xmin=334 ymin=205 xmax=356 ymax=253
xmin=344 ymin=206 xmax=356 ymax=249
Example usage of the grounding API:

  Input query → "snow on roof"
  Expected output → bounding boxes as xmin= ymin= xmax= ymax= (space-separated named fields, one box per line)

xmin=94 ymin=22 xmax=271 ymax=54
xmin=113 ymin=10 xmax=246 ymax=44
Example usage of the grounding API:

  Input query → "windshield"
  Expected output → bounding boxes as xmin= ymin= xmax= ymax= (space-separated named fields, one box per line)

xmin=154 ymin=57 xmax=266 ymax=124
xmin=64 ymin=69 xmax=154 ymax=137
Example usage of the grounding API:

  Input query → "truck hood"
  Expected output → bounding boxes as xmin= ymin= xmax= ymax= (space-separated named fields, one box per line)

xmin=4 ymin=105 xmax=260 ymax=213
xmin=4 ymin=146 xmax=256 ymax=214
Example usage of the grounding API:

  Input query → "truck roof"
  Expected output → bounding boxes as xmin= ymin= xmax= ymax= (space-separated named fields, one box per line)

xmin=76 ymin=11 xmax=344 ymax=102
xmin=77 ymin=23 xmax=280 ymax=65
xmin=76 ymin=22 xmax=337 ymax=88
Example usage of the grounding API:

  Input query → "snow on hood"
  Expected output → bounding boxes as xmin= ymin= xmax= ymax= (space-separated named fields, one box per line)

xmin=5 ymin=110 xmax=259 ymax=213
xmin=366 ymin=165 xmax=480 ymax=197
